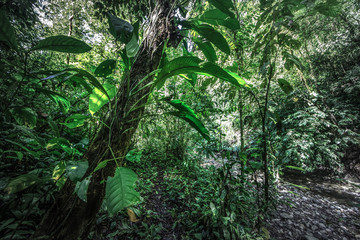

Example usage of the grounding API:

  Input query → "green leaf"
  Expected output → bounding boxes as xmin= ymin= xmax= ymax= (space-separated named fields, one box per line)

xmin=283 ymin=52 xmax=304 ymax=71
xmin=314 ymin=0 xmax=340 ymax=17
xmin=207 ymin=0 xmax=236 ymax=18
xmin=126 ymin=149 xmax=142 ymax=163
xmin=167 ymin=99 xmax=198 ymax=118
xmin=198 ymin=9 xmax=240 ymax=30
xmin=194 ymin=38 xmax=217 ymax=63
xmin=52 ymin=161 xmax=66 ymax=188
xmin=105 ymin=167 xmax=140 ymax=216
xmin=47 ymin=137 xmax=72 ymax=154
xmin=166 ymin=99 xmax=209 ymax=140
xmin=68 ymin=75 xmax=93 ymax=93
xmin=75 ymin=176 xmax=91 ymax=202
xmin=170 ymin=111 xmax=210 ymax=141
xmin=156 ymin=56 xmax=203 ymax=89
xmin=155 ymin=57 xmax=247 ymax=89
xmin=5 ymin=174 xmax=41 ymax=194
xmin=66 ymin=161 xmax=89 ymax=182
xmin=92 ymin=160 xmax=112 ymax=173
xmin=31 ymin=35 xmax=91 ymax=53
xmin=89 ymin=83 xmax=116 ymax=115
xmin=108 ymin=13 xmax=133 ymax=44
xmin=200 ymin=62 xmax=245 ymax=88
xmin=9 ymin=107 xmax=37 ymax=128
xmin=126 ymin=33 xmax=139 ymax=58
xmin=277 ymin=78 xmax=293 ymax=94
xmin=66 ymin=68 xmax=110 ymax=100
xmin=35 ymin=88 xmax=70 ymax=113
xmin=5 ymin=139 xmax=40 ymax=158
xmin=61 ymin=114 xmax=89 ymax=128
xmin=0 ymin=10 xmax=18 ymax=50
xmin=94 ymin=60 xmax=117 ymax=77
xmin=193 ymin=24 xmax=230 ymax=55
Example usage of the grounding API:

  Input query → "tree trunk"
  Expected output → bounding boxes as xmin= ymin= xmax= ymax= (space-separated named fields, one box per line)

xmin=32 ymin=1 xmax=175 ymax=239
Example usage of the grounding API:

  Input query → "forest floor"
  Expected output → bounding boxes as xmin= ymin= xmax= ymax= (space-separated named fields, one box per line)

xmin=266 ymin=171 xmax=360 ymax=240
xmin=94 ymin=158 xmax=360 ymax=240
xmin=202 ymin=157 xmax=360 ymax=240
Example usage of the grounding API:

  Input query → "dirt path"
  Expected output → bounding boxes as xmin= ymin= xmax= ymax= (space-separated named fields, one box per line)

xmin=266 ymin=172 xmax=360 ymax=240
xmin=144 ymin=169 xmax=181 ymax=240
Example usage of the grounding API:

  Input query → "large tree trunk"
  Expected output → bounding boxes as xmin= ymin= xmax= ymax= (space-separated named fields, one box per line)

xmin=32 ymin=1 xmax=175 ymax=239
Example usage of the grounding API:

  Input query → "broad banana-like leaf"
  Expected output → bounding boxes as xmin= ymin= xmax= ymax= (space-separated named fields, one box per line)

xmin=167 ymin=99 xmax=198 ymax=118
xmin=32 ymin=35 xmax=91 ymax=53
xmin=165 ymin=99 xmax=210 ymax=140
xmin=193 ymin=38 xmax=217 ymax=63
xmin=66 ymin=68 xmax=110 ymax=100
xmin=105 ymin=167 xmax=140 ymax=216
xmin=169 ymin=111 xmax=210 ymax=141
xmin=89 ymin=83 xmax=116 ymax=115
xmin=192 ymin=24 xmax=230 ymax=55
xmin=155 ymin=56 xmax=246 ymax=89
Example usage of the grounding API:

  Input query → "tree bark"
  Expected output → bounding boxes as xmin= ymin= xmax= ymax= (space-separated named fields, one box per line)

xmin=32 ymin=1 xmax=175 ymax=239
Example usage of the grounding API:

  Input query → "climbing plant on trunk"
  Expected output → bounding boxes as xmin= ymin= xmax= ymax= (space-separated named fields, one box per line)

xmin=31 ymin=1 xmax=177 ymax=239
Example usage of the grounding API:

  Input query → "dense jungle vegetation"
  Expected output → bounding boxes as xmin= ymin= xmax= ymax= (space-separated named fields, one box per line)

xmin=0 ymin=0 xmax=359 ymax=239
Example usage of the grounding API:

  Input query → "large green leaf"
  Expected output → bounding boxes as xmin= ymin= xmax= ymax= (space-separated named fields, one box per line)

xmin=201 ymin=62 xmax=244 ymax=88
xmin=75 ymin=176 xmax=91 ymax=202
xmin=167 ymin=99 xmax=197 ymax=118
xmin=5 ymin=174 xmax=41 ymax=194
xmin=108 ymin=13 xmax=133 ymax=44
xmin=170 ymin=111 xmax=210 ymax=141
xmin=165 ymin=99 xmax=209 ymax=140
xmin=277 ymin=78 xmax=293 ymax=94
xmin=105 ymin=167 xmax=140 ymax=216
xmin=61 ymin=114 xmax=89 ymax=129
xmin=193 ymin=24 xmax=230 ymax=55
xmin=126 ymin=33 xmax=139 ymax=58
xmin=0 ymin=10 xmax=18 ymax=50
xmin=156 ymin=56 xmax=203 ymax=89
xmin=193 ymin=38 xmax=217 ymax=63
xmin=66 ymin=161 xmax=89 ymax=182
xmin=66 ymin=68 xmax=110 ymax=100
xmin=9 ymin=107 xmax=37 ymax=128
xmin=198 ymin=9 xmax=240 ymax=30
xmin=94 ymin=60 xmax=117 ymax=77
xmin=207 ymin=0 xmax=236 ymax=18
xmin=32 ymin=35 xmax=91 ymax=53
xmin=68 ymin=75 xmax=93 ymax=93
xmin=155 ymin=57 xmax=246 ymax=89
xmin=89 ymin=83 xmax=116 ymax=115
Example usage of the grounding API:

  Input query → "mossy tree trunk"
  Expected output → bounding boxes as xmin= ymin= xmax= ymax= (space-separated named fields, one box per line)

xmin=32 ymin=1 xmax=175 ymax=239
